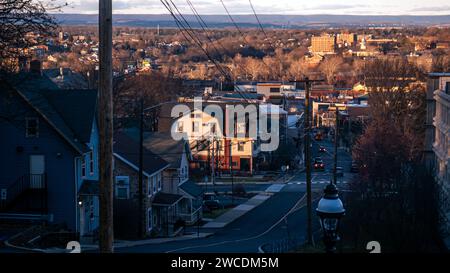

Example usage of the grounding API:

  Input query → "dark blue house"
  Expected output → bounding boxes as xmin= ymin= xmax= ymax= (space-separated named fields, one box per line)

xmin=0 ymin=68 xmax=99 ymax=239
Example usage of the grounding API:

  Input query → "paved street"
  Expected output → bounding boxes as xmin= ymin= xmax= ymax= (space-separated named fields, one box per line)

xmin=116 ymin=139 xmax=351 ymax=253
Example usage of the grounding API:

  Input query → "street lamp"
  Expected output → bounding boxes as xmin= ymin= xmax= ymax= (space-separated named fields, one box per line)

xmin=316 ymin=183 xmax=345 ymax=253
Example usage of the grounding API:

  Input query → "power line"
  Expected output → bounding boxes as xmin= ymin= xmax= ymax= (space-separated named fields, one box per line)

xmin=185 ymin=0 xmax=229 ymax=55
xmin=248 ymin=0 xmax=268 ymax=40
xmin=219 ymin=0 xmax=251 ymax=45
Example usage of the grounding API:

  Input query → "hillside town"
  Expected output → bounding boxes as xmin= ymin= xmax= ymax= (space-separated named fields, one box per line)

xmin=0 ymin=0 xmax=449 ymax=257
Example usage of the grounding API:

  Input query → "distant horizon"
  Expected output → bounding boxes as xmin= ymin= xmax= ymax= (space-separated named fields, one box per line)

xmin=53 ymin=13 xmax=450 ymax=17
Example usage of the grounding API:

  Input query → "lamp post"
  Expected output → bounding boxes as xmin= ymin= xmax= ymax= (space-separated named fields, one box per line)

xmin=316 ymin=183 xmax=345 ymax=253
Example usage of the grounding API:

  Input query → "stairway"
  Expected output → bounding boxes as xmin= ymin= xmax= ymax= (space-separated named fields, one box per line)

xmin=0 ymin=174 xmax=48 ymax=213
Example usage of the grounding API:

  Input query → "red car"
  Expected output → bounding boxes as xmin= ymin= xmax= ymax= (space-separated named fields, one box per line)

xmin=314 ymin=158 xmax=325 ymax=171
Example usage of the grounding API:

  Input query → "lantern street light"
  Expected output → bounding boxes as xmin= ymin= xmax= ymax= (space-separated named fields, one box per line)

xmin=316 ymin=183 xmax=345 ymax=253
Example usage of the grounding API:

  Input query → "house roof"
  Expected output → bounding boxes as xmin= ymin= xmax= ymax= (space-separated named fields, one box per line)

xmin=43 ymin=68 xmax=89 ymax=89
xmin=152 ymin=192 xmax=183 ymax=206
xmin=5 ymin=72 xmax=97 ymax=153
xmin=143 ymin=132 xmax=191 ymax=169
xmin=121 ymin=129 xmax=191 ymax=169
xmin=114 ymin=131 xmax=170 ymax=176
xmin=42 ymin=89 xmax=97 ymax=143
xmin=179 ymin=180 xmax=204 ymax=198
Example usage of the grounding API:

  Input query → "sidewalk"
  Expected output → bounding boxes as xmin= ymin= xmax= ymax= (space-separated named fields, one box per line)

xmin=202 ymin=192 xmax=273 ymax=228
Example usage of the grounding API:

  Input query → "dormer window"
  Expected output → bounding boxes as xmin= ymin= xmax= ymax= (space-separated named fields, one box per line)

xmin=25 ymin=118 xmax=39 ymax=138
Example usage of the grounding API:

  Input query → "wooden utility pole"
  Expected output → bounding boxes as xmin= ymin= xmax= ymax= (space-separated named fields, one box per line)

xmin=229 ymin=139 xmax=234 ymax=205
xmin=98 ymin=0 xmax=114 ymax=253
xmin=333 ymin=106 xmax=339 ymax=185
xmin=304 ymin=78 xmax=313 ymax=246
xmin=291 ymin=77 xmax=323 ymax=246
xmin=138 ymin=98 xmax=144 ymax=238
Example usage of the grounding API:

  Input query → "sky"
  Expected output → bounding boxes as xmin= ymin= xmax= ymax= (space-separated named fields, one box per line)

xmin=55 ymin=0 xmax=450 ymax=15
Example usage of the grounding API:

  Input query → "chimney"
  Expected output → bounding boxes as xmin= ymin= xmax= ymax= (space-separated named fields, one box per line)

xmin=29 ymin=60 xmax=41 ymax=75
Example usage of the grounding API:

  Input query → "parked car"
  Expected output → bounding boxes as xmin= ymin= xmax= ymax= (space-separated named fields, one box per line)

xmin=318 ymin=146 xmax=327 ymax=153
xmin=313 ymin=158 xmax=325 ymax=171
xmin=203 ymin=193 xmax=221 ymax=210
xmin=203 ymin=200 xmax=221 ymax=210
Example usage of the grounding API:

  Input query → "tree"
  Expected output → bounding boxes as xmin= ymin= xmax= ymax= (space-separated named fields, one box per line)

xmin=288 ymin=59 xmax=308 ymax=80
xmin=0 ymin=0 xmax=59 ymax=71
xmin=319 ymin=56 xmax=343 ymax=84
xmin=113 ymin=72 xmax=189 ymax=130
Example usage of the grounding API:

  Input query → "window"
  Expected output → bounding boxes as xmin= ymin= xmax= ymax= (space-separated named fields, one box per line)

xmin=270 ymin=87 xmax=280 ymax=93
xmin=115 ymin=176 xmax=129 ymax=199
xmin=238 ymin=142 xmax=245 ymax=152
xmin=232 ymin=161 xmax=238 ymax=167
xmin=177 ymin=121 xmax=184 ymax=132
xmin=81 ymin=156 xmax=86 ymax=177
xmin=88 ymin=151 xmax=94 ymax=175
xmin=25 ymin=118 xmax=39 ymax=137
xmin=192 ymin=121 xmax=199 ymax=133
xmin=157 ymin=173 xmax=162 ymax=190
xmin=237 ymin=123 xmax=246 ymax=134
xmin=147 ymin=208 xmax=153 ymax=231
xmin=148 ymin=177 xmax=153 ymax=196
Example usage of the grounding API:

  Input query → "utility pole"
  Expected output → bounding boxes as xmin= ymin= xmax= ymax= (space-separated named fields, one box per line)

xmin=138 ymin=98 xmax=144 ymax=238
xmin=98 ymin=0 xmax=113 ymax=253
xmin=333 ymin=106 xmax=339 ymax=185
xmin=304 ymin=78 xmax=313 ymax=246
xmin=229 ymin=139 xmax=234 ymax=205
xmin=211 ymin=137 xmax=215 ymax=188
xmin=290 ymin=77 xmax=323 ymax=246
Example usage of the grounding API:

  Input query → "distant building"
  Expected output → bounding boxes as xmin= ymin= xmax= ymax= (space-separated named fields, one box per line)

xmin=311 ymin=35 xmax=336 ymax=54
xmin=337 ymin=33 xmax=356 ymax=47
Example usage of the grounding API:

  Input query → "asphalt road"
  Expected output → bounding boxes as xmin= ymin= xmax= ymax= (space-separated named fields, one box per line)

xmin=116 ymin=138 xmax=352 ymax=253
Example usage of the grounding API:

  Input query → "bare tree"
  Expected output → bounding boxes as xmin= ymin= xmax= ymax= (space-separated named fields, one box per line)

xmin=319 ymin=56 xmax=343 ymax=84
xmin=0 ymin=0 xmax=61 ymax=72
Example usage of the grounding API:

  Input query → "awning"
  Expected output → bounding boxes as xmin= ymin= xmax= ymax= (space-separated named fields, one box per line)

xmin=79 ymin=180 xmax=99 ymax=196
xmin=152 ymin=192 xmax=183 ymax=207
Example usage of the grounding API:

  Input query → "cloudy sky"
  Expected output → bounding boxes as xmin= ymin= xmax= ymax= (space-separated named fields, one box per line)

xmin=56 ymin=0 xmax=450 ymax=15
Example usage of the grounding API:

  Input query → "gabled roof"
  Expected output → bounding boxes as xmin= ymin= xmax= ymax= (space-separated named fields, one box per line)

xmin=143 ymin=132 xmax=191 ymax=169
xmin=42 ymin=89 xmax=97 ymax=143
xmin=121 ymin=129 xmax=191 ymax=170
xmin=43 ymin=68 xmax=89 ymax=89
xmin=114 ymin=131 xmax=170 ymax=177
xmin=5 ymin=72 xmax=97 ymax=154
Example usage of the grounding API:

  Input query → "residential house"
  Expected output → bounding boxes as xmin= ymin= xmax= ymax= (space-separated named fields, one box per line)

xmin=425 ymin=73 xmax=450 ymax=243
xmin=113 ymin=132 xmax=188 ymax=238
xmin=157 ymin=99 xmax=287 ymax=174
xmin=0 ymin=68 xmax=99 ymax=241
xmin=141 ymin=132 xmax=203 ymax=226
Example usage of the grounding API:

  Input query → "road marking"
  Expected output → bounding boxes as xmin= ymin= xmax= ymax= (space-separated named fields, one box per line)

xmin=165 ymin=193 xmax=308 ymax=253
xmin=265 ymin=184 xmax=285 ymax=193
